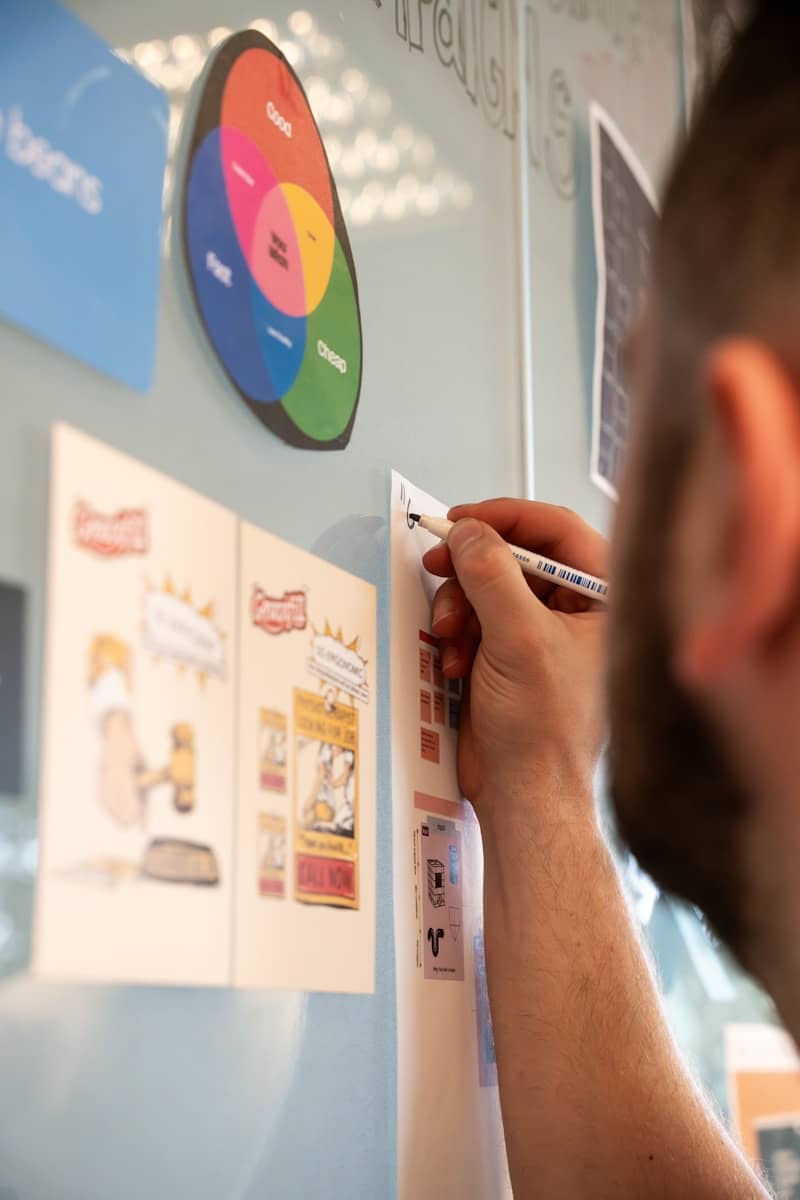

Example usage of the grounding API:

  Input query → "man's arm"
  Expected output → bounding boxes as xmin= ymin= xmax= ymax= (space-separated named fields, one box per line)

xmin=424 ymin=499 xmax=766 ymax=1199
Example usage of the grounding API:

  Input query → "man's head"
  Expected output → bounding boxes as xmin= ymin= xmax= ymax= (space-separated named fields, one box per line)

xmin=609 ymin=0 xmax=800 ymax=1018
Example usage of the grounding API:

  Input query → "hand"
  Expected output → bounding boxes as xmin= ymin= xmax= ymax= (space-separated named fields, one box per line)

xmin=423 ymin=499 xmax=608 ymax=822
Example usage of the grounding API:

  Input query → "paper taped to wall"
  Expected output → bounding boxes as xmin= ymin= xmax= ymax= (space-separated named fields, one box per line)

xmin=36 ymin=424 xmax=238 ymax=986
xmin=35 ymin=424 xmax=376 ymax=992
xmin=589 ymin=102 xmax=657 ymax=500
xmin=390 ymin=469 xmax=510 ymax=1200
xmin=234 ymin=520 xmax=376 ymax=993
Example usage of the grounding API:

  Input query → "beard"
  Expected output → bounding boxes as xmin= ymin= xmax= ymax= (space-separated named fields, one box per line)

xmin=608 ymin=517 xmax=752 ymax=964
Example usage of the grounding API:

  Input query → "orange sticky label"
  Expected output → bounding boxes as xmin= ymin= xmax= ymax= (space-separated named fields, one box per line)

xmin=414 ymin=790 xmax=464 ymax=819
xmin=421 ymin=727 xmax=440 ymax=763
xmin=420 ymin=689 xmax=432 ymax=723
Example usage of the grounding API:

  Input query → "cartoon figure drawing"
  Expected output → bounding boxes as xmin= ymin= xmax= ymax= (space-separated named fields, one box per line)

xmin=304 ymin=741 xmax=336 ymax=829
xmin=263 ymin=728 xmax=287 ymax=770
xmin=89 ymin=634 xmax=148 ymax=828
xmin=259 ymin=708 xmax=288 ymax=793
xmin=258 ymin=813 xmax=287 ymax=898
xmin=89 ymin=635 xmax=197 ymax=825
xmin=303 ymin=742 xmax=356 ymax=837
xmin=168 ymin=723 xmax=196 ymax=813
xmin=331 ymin=745 xmax=355 ymax=836
xmin=85 ymin=634 xmax=217 ymax=887
xmin=260 ymin=824 xmax=286 ymax=877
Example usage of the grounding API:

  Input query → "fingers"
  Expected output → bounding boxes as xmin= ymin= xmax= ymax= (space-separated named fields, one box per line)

xmin=422 ymin=499 xmax=608 ymax=615
xmin=439 ymin=610 xmax=481 ymax=680
xmin=446 ymin=518 xmax=541 ymax=671
xmin=430 ymin=578 xmax=480 ymax=678
xmin=424 ymin=536 xmax=554 ymax=605
xmin=431 ymin=577 xmax=470 ymax=638
xmin=448 ymin=498 xmax=608 ymax=577
xmin=422 ymin=540 xmax=453 ymax=579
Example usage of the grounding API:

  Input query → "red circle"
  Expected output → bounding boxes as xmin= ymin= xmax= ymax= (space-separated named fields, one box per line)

xmin=221 ymin=48 xmax=334 ymax=228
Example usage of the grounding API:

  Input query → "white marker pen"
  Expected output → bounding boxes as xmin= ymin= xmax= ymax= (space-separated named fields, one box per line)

xmin=410 ymin=514 xmax=609 ymax=604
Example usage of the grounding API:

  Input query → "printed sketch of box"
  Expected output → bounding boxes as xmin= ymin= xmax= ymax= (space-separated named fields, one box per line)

xmin=427 ymin=858 xmax=446 ymax=908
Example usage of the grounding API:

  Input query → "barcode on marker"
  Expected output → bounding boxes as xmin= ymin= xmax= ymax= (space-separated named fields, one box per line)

xmin=533 ymin=557 xmax=608 ymax=597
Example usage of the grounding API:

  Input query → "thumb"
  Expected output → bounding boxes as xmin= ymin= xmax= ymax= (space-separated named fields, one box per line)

xmin=447 ymin=518 xmax=541 ymax=668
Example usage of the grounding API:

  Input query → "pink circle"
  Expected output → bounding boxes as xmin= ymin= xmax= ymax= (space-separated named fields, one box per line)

xmin=221 ymin=126 xmax=279 ymax=262
xmin=251 ymin=186 xmax=306 ymax=317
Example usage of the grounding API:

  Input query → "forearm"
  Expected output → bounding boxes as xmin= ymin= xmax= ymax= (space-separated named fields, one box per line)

xmin=479 ymin=773 xmax=766 ymax=1199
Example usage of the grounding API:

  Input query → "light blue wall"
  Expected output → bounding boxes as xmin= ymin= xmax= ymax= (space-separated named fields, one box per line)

xmin=0 ymin=3 xmax=521 ymax=1197
xmin=2 ymin=4 xmax=770 ymax=1198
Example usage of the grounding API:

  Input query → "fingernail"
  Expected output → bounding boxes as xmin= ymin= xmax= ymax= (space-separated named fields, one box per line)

xmin=442 ymin=647 xmax=459 ymax=673
xmin=448 ymin=519 xmax=483 ymax=555
xmin=432 ymin=605 xmax=458 ymax=630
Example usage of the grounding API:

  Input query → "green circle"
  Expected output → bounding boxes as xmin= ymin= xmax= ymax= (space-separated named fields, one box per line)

xmin=281 ymin=237 xmax=361 ymax=442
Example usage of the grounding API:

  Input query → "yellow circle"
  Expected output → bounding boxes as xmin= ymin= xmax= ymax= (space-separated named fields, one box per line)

xmin=282 ymin=182 xmax=336 ymax=316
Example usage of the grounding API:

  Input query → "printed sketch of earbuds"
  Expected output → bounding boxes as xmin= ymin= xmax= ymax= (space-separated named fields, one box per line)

xmin=427 ymin=927 xmax=445 ymax=957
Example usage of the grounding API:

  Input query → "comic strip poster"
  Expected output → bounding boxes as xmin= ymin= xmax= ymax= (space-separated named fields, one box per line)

xmin=35 ymin=424 xmax=237 ymax=985
xmin=294 ymin=688 xmax=359 ymax=909
xmin=234 ymin=521 xmax=376 ymax=993
xmin=589 ymin=103 xmax=658 ymax=500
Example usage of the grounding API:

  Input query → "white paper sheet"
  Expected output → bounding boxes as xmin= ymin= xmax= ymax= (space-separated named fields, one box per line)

xmin=390 ymin=470 xmax=510 ymax=1200
xmin=233 ymin=521 xmax=376 ymax=993
xmin=590 ymin=102 xmax=658 ymax=500
xmin=36 ymin=426 xmax=377 ymax=994
xmin=35 ymin=424 xmax=238 ymax=985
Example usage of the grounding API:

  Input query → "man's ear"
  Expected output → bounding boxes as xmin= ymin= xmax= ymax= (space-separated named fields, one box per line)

xmin=675 ymin=339 xmax=800 ymax=688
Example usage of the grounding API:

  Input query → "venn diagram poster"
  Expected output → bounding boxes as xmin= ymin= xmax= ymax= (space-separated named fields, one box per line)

xmin=35 ymin=425 xmax=376 ymax=993
xmin=0 ymin=0 xmax=168 ymax=390
xmin=234 ymin=522 xmax=376 ymax=994
xmin=183 ymin=30 xmax=362 ymax=450
xmin=390 ymin=471 xmax=510 ymax=1199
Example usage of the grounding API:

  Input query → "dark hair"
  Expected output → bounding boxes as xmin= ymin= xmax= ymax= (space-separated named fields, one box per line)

xmin=609 ymin=1 xmax=800 ymax=958
xmin=655 ymin=0 xmax=800 ymax=404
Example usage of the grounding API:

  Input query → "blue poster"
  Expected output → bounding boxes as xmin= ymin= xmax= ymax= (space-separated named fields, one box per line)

xmin=0 ymin=0 xmax=169 ymax=391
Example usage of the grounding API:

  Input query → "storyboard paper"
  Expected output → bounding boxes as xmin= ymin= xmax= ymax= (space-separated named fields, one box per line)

xmin=36 ymin=424 xmax=238 ymax=985
xmin=36 ymin=424 xmax=376 ymax=993
xmin=390 ymin=470 xmax=510 ymax=1200
xmin=234 ymin=521 xmax=376 ymax=993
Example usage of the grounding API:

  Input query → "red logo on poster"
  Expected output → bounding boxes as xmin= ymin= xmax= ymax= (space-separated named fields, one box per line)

xmin=251 ymin=586 xmax=307 ymax=635
xmin=74 ymin=502 xmax=149 ymax=557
